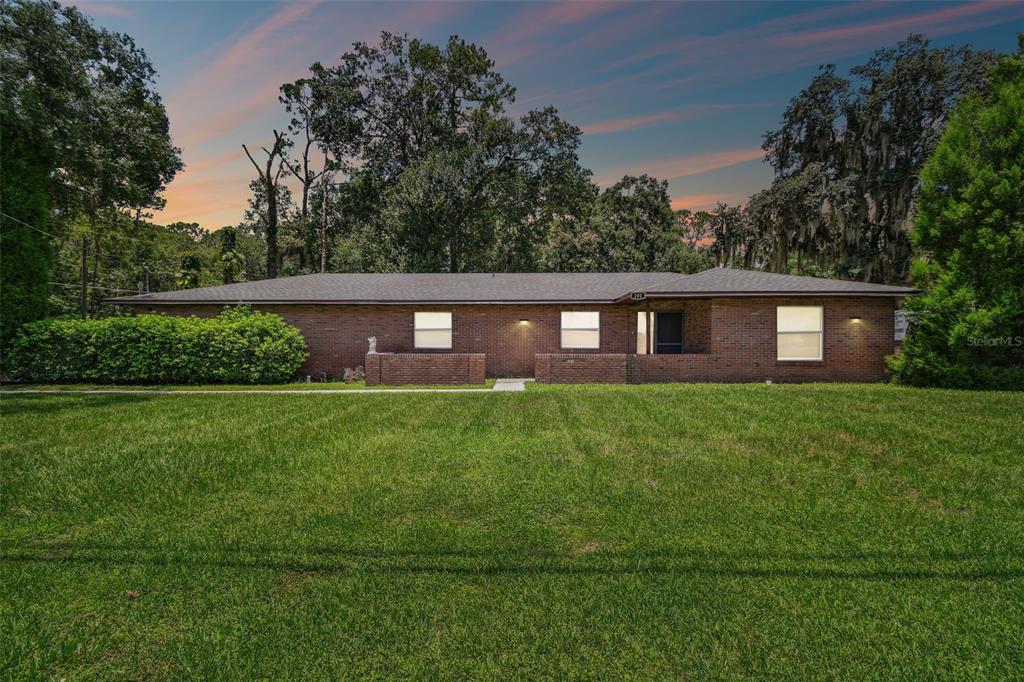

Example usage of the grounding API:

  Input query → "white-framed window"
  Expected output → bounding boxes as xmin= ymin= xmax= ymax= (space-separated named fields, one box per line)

xmin=414 ymin=312 xmax=452 ymax=349
xmin=777 ymin=306 xmax=823 ymax=361
xmin=561 ymin=311 xmax=600 ymax=349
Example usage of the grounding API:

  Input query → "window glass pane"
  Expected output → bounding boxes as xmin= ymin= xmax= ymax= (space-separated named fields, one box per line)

xmin=414 ymin=312 xmax=452 ymax=330
xmin=561 ymin=311 xmax=599 ymax=329
xmin=777 ymin=306 xmax=822 ymax=332
xmin=778 ymin=332 xmax=822 ymax=360
xmin=415 ymin=330 xmax=452 ymax=349
xmin=562 ymin=329 xmax=600 ymax=349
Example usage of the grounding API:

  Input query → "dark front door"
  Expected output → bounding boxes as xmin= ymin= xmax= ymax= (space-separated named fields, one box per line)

xmin=655 ymin=312 xmax=683 ymax=354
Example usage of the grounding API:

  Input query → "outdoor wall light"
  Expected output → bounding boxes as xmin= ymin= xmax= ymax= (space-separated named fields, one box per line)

xmin=519 ymin=319 xmax=530 ymax=325
xmin=849 ymin=316 xmax=863 ymax=322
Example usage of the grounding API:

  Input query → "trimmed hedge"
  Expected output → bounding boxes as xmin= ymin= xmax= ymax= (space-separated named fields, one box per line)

xmin=6 ymin=306 xmax=308 ymax=384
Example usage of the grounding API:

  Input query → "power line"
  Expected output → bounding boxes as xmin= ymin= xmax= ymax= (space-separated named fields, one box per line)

xmin=1 ymin=210 xmax=154 ymax=253
xmin=0 ymin=211 xmax=61 ymax=240
xmin=2 ymin=212 xmax=188 ymax=274
xmin=1 ymin=209 xmax=211 ymax=249
xmin=145 ymin=268 xmax=180 ymax=277
xmin=49 ymin=282 xmax=141 ymax=294
xmin=3 ymin=210 xmax=208 ymax=295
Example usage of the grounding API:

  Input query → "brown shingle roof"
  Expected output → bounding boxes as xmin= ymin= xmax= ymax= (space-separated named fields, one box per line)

xmin=106 ymin=272 xmax=682 ymax=304
xmin=645 ymin=268 xmax=918 ymax=297
xmin=105 ymin=268 xmax=917 ymax=305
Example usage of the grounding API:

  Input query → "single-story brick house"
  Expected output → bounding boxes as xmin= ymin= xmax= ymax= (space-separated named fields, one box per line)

xmin=107 ymin=268 xmax=917 ymax=384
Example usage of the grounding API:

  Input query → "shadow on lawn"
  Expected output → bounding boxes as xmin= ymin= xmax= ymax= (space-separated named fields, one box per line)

xmin=1 ymin=540 xmax=1021 ymax=581
xmin=0 ymin=393 xmax=155 ymax=416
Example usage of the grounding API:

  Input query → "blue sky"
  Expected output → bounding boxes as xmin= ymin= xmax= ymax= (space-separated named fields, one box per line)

xmin=70 ymin=0 xmax=1024 ymax=228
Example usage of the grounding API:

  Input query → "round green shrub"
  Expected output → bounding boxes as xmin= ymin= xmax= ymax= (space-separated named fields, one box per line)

xmin=6 ymin=306 xmax=308 ymax=384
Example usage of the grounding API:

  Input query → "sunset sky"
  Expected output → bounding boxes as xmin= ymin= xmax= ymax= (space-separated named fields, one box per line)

xmin=71 ymin=0 xmax=1024 ymax=229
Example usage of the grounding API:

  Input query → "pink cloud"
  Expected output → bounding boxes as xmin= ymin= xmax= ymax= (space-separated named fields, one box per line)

xmin=70 ymin=1 xmax=132 ymax=18
xmin=773 ymin=1 xmax=1024 ymax=48
xmin=597 ymin=148 xmax=764 ymax=186
xmin=153 ymin=142 xmax=260 ymax=228
xmin=179 ymin=148 xmax=247 ymax=177
xmin=670 ymin=193 xmax=748 ymax=211
xmin=485 ymin=1 xmax=624 ymax=66
xmin=207 ymin=1 xmax=322 ymax=79
xmin=583 ymin=111 xmax=680 ymax=135
xmin=591 ymin=1 xmax=1024 ymax=100
xmin=514 ymin=68 xmax=657 ymax=115
xmin=582 ymin=103 xmax=767 ymax=135
xmin=597 ymin=2 xmax=879 ymax=76
xmin=165 ymin=2 xmax=323 ymax=138
xmin=154 ymin=166 xmax=255 ymax=226
xmin=179 ymin=82 xmax=284 ymax=149
xmin=670 ymin=194 xmax=726 ymax=211
xmin=502 ymin=2 xmax=618 ymax=42
xmin=167 ymin=1 xmax=472 ymax=148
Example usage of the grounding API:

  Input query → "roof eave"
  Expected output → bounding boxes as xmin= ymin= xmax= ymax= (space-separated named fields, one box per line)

xmin=104 ymin=298 xmax=627 ymax=306
xmin=642 ymin=290 xmax=919 ymax=298
xmin=105 ymin=288 xmax=921 ymax=306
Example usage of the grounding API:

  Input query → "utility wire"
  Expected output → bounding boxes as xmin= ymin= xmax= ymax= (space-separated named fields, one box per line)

xmin=5 ymin=210 xmax=228 ymax=290
xmin=2 ymin=211 xmax=188 ymax=278
xmin=2 ymin=209 xmax=210 ymax=248
xmin=1 ymin=211 xmax=149 ymax=251
xmin=0 ymin=211 xmax=62 ymax=240
xmin=49 ymin=282 xmax=141 ymax=293
xmin=3 ymin=211 xmax=217 ymax=304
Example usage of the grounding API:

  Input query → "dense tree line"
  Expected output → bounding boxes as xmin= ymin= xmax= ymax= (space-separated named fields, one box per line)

xmin=237 ymin=33 xmax=708 ymax=278
xmin=245 ymin=33 xmax=999 ymax=286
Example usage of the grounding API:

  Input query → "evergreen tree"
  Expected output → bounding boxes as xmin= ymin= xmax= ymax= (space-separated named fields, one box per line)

xmin=889 ymin=41 xmax=1024 ymax=389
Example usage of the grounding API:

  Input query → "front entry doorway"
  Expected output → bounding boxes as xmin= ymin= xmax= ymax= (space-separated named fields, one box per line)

xmin=636 ymin=311 xmax=684 ymax=354
xmin=655 ymin=312 xmax=683 ymax=354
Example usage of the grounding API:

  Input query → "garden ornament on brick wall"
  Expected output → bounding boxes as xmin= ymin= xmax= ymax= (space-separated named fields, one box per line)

xmin=367 ymin=336 xmax=377 ymax=354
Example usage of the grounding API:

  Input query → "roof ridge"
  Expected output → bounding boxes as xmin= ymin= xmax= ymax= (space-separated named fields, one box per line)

xmin=650 ymin=270 xmax=697 ymax=290
xmin=104 ymin=269 xmax=917 ymax=306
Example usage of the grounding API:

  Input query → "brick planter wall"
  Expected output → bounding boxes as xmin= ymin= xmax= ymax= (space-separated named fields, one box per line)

xmin=628 ymin=354 xmax=718 ymax=383
xmin=365 ymin=353 xmax=486 ymax=385
xmin=534 ymin=354 xmax=716 ymax=384
xmin=534 ymin=353 xmax=631 ymax=384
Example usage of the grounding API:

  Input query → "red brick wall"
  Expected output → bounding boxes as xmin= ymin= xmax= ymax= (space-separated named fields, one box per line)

xmin=629 ymin=354 xmax=718 ymax=383
xmin=535 ymin=296 xmax=896 ymax=383
xmin=535 ymin=353 xmax=630 ymax=384
xmin=127 ymin=295 xmax=894 ymax=382
xmin=140 ymin=303 xmax=638 ymax=378
xmin=642 ymin=299 xmax=711 ymax=353
xmin=708 ymin=296 xmax=894 ymax=382
xmin=535 ymin=354 xmax=719 ymax=384
xmin=365 ymin=353 xmax=485 ymax=385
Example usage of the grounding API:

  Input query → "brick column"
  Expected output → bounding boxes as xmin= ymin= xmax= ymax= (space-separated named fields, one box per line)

xmin=364 ymin=353 xmax=383 ymax=385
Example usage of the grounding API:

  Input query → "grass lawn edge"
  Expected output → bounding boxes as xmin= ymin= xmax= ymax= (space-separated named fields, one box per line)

xmin=0 ymin=378 xmax=497 ymax=392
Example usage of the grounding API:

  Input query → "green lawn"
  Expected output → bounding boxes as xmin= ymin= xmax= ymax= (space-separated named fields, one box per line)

xmin=2 ymin=384 xmax=1022 ymax=679
xmin=1 ymin=378 xmax=495 ymax=392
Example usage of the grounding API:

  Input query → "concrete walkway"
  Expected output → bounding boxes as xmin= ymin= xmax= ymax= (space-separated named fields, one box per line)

xmin=1 ymin=380 xmax=530 ymax=396
xmin=493 ymin=378 xmax=529 ymax=392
